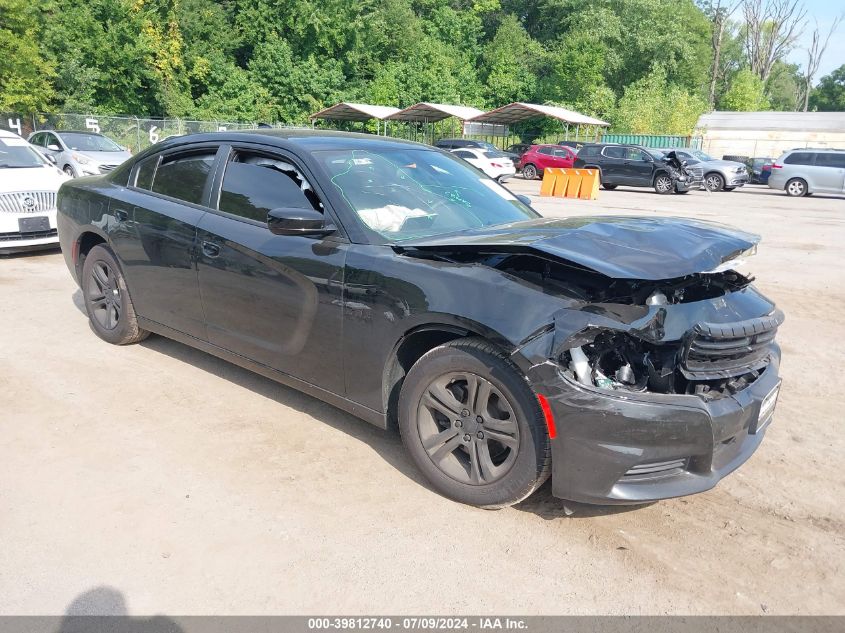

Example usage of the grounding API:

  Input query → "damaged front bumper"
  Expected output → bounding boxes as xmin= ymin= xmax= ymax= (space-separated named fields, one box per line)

xmin=528 ymin=349 xmax=780 ymax=504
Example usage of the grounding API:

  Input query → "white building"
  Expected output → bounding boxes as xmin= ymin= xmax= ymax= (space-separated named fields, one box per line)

xmin=695 ymin=111 xmax=845 ymax=158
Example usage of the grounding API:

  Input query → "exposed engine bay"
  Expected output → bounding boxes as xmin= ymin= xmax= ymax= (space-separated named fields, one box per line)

xmin=401 ymin=247 xmax=782 ymax=402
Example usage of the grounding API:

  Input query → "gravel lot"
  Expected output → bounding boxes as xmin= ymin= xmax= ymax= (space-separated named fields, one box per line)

xmin=1 ymin=183 xmax=843 ymax=616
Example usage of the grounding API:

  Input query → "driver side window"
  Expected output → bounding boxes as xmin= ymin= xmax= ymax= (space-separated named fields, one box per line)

xmin=217 ymin=150 xmax=323 ymax=224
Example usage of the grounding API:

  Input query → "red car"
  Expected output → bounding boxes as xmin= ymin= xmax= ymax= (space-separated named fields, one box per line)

xmin=518 ymin=144 xmax=577 ymax=180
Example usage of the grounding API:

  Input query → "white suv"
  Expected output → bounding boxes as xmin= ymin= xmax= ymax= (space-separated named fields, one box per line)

xmin=768 ymin=148 xmax=845 ymax=197
xmin=0 ymin=130 xmax=70 ymax=254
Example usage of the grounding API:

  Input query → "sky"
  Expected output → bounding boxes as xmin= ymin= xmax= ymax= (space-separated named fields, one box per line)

xmin=785 ymin=0 xmax=844 ymax=83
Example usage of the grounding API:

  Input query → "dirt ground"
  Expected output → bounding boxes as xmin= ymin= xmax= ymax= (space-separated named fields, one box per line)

xmin=1 ymin=183 xmax=843 ymax=616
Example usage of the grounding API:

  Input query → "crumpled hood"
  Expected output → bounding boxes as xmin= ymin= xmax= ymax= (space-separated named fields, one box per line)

xmin=401 ymin=216 xmax=760 ymax=280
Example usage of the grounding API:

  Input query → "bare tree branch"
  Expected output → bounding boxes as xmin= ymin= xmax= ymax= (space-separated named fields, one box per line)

xmin=743 ymin=0 xmax=807 ymax=84
xmin=800 ymin=15 xmax=843 ymax=110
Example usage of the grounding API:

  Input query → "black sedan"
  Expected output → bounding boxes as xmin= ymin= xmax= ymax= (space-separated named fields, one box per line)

xmin=57 ymin=130 xmax=783 ymax=508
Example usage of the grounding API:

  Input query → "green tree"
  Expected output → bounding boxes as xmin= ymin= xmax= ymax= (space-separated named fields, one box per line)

xmin=0 ymin=0 xmax=55 ymax=112
xmin=480 ymin=15 xmax=543 ymax=104
xmin=612 ymin=67 xmax=708 ymax=134
xmin=809 ymin=64 xmax=845 ymax=111
xmin=720 ymin=68 xmax=770 ymax=111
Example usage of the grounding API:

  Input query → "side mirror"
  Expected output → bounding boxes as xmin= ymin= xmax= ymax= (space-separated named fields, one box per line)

xmin=47 ymin=144 xmax=61 ymax=151
xmin=267 ymin=207 xmax=335 ymax=237
xmin=45 ymin=154 xmax=57 ymax=164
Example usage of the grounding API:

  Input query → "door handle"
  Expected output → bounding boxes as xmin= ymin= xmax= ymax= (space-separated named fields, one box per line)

xmin=201 ymin=241 xmax=221 ymax=258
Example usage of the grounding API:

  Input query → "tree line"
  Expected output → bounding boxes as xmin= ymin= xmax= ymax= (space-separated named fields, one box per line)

xmin=1 ymin=0 xmax=842 ymax=135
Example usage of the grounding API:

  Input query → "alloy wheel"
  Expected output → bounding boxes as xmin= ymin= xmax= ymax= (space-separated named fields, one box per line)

xmin=787 ymin=180 xmax=806 ymax=196
xmin=705 ymin=174 xmax=723 ymax=191
xmin=416 ymin=372 xmax=520 ymax=485
xmin=86 ymin=261 xmax=122 ymax=330
xmin=655 ymin=175 xmax=672 ymax=193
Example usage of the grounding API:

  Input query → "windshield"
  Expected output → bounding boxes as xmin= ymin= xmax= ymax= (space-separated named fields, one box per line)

xmin=689 ymin=150 xmax=714 ymax=161
xmin=317 ymin=148 xmax=537 ymax=242
xmin=0 ymin=137 xmax=48 ymax=168
xmin=59 ymin=132 xmax=122 ymax=152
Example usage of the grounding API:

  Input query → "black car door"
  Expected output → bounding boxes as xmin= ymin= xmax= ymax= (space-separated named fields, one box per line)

xmin=599 ymin=146 xmax=626 ymax=183
xmin=195 ymin=143 xmax=347 ymax=393
xmin=624 ymin=147 xmax=656 ymax=185
xmin=109 ymin=144 xmax=221 ymax=340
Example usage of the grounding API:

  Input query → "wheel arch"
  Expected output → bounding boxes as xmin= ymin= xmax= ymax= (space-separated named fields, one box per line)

xmin=74 ymin=229 xmax=109 ymax=282
xmin=382 ymin=321 xmax=519 ymax=428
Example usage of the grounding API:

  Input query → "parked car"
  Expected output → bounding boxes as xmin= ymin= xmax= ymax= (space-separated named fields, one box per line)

xmin=57 ymin=130 xmax=783 ymax=508
xmin=768 ymin=148 xmax=845 ymax=197
xmin=0 ymin=129 xmax=70 ymax=254
xmin=28 ymin=130 xmax=132 ymax=178
xmin=518 ymin=144 xmax=577 ymax=180
xmin=450 ymin=147 xmax=516 ymax=182
xmin=659 ymin=148 xmax=748 ymax=191
xmin=503 ymin=143 xmax=531 ymax=164
xmin=573 ymin=143 xmax=700 ymax=193
xmin=434 ymin=138 xmax=500 ymax=152
xmin=557 ymin=140 xmax=583 ymax=151
xmin=748 ymin=157 xmax=775 ymax=184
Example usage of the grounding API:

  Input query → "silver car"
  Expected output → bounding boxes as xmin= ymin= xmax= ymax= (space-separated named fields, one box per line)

xmin=768 ymin=148 xmax=845 ymax=197
xmin=662 ymin=148 xmax=748 ymax=192
xmin=27 ymin=130 xmax=132 ymax=178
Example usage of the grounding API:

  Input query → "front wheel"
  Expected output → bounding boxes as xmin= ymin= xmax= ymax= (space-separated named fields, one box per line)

xmin=63 ymin=165 xmax=76 ymax=178
xmin=82 ymin=244 xmax=150 ymax=345
xmin=398 ymin=338 xmax=551 ymax=508
xmin=654 ymin=174 xmax=674 ymax=194
xmin=521 ymin=164 xmax=538 ymax=180
xmin=704 ymin=172 xmax=725 ymax=191
xmin=785 ymin=178 xmax=808 ymax=197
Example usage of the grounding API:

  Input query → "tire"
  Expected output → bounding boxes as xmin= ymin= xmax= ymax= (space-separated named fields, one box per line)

xmin=785 ymin=178 xmax=808 ymax=197
xmin=704 ymin=172 xmax=725 ymax=191
xmin=522 ymin=164 xmax=538 ymax=180
xmin=398 ymin=337 xmax=552 ymax=509
xmin=654 ymin=173 xmax=673 ymax=194
xmin=81 ymin=244 xmax=150 ymax=345
xmin=601 ymin=183 xmax=617 ymax=190
xmin=63 ymin=165 xmax=76 ymax=178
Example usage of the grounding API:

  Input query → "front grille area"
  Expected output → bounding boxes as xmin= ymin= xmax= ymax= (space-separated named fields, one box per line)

xmin=98 ymin=164 xmax=118 ymax=173
xmin=0 ymin=228 xmax=58 ymax=242
xmin=0 ymin=191 xmax=57 ymax=214
xmin=683 ymin=312 xmax=784 ymax=379
xmin=622 ymin=458 xmax=688 ymax=481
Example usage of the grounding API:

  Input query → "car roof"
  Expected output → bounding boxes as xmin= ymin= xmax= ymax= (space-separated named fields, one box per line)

xmin=154 ymin=129 xmax=432 ymax=153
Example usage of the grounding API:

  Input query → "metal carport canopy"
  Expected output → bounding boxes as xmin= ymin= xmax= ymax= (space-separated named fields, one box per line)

xmin=386 ymin=103 xmax=486 ymax=122
xmin=470 ymin=102 xmax=609 ymax=127
xmin=309 ymin=102 xmax=401 ymax=122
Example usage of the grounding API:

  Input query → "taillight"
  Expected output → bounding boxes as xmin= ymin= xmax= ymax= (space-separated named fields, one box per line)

xmin=491 ymin=162 xmax=503 ymax=168
xmin=772 ymin=164 xmax=783 ymax=169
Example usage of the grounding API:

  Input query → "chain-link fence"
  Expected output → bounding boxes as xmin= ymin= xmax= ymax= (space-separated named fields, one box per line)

xmin=1 ymin=112 xmax=309 ymax=153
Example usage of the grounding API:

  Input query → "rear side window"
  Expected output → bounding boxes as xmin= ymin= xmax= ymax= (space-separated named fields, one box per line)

xmin=815 ymin=152 xmax=845 ymax=168
xmin=151 ymin=152 xmax=216 ymax=205
xmin=218 ymin=151 xmax=321 ymax=223
xmin=784 ymin=152 xmax=815 ymax=166
xmin=602 ymin=146 xmax=625 ymax=159
xmin=134 ymin=157 xmax=158 ymax=190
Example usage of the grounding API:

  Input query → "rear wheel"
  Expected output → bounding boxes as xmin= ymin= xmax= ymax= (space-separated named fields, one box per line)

xmin=522 ymin=164 xmax=538 ymax=180
xmin=654 ymin=173 xmax=673 ymax=194
xmin=82 ymin=244 xmax=149 ymax=345
xmin=398 ymin=338 xmax=551 ymax=508
xmin=785 ymin=178 xmax=808 ymax=197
